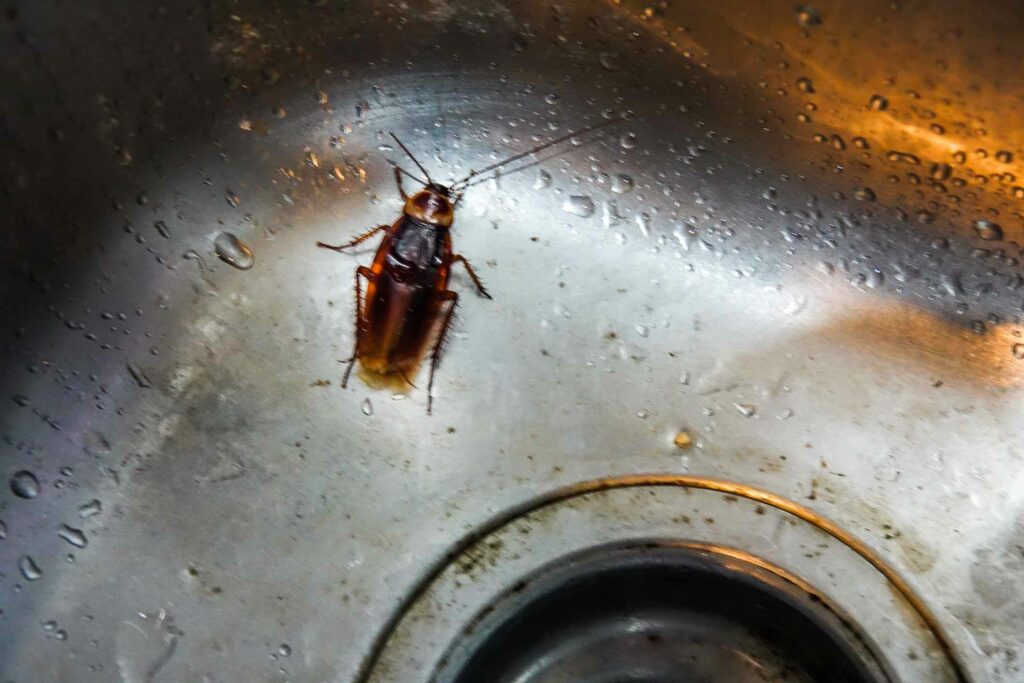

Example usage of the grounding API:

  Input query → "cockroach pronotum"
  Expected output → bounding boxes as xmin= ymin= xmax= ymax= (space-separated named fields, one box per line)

xmin=317 ymin=116 xmax=621 ymax=413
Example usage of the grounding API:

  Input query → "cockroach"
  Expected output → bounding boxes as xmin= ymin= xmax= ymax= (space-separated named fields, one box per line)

xmin=317 ymin=116 xmax=621 ymax=413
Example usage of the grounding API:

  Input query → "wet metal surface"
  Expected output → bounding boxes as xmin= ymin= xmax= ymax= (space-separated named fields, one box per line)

xmin=2 ymin=0 xmax=1024 ymax=681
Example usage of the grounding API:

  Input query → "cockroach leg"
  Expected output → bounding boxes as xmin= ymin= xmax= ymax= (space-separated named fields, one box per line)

xmin=426 ymin=290 xmax=458 ymax=415
xmin=342 ymin=265 xmax=374 ymax=389
xmin=317 ymin=225 xmax=387 ymax=252
xmin=452 ymin=254 xmax=493 ymax=299
xmin=393 ymin=166 xmax=408 ymax=200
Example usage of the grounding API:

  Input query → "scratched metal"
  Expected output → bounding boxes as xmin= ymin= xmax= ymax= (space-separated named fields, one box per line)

xmin=1 ymin=0 xmax=1023 ymax=681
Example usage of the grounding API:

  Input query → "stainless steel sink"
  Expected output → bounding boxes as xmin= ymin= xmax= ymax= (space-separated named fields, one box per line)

xmin=2 ymin=0 xmax=1023 ymax=681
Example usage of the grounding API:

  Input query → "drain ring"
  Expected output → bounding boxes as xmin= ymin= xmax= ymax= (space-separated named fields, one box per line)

xmin=435 ymin=541 xmax=892 ymax=682
xmin=358 ymin=475 xmax=969 ymax=682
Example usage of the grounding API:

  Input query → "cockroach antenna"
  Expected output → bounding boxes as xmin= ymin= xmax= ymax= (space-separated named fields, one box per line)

xmin=390 ymin=133 xmax=434 ymax=185
xmin=450 ymin=114 xmax=624 ymax=191
xmin=387 ymin=160 xmax=429 ymax=187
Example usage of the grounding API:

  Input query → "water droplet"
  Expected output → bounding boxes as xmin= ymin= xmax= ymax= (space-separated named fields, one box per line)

xmin=619 ymin=132 xmax=637 ymax=150
xmin=78 ymin=499 xmax=102 ymax=518
xmin=635 ymin=212 xmax=651 ymax=237
xmin=225 ymin=189 xmax=241 ymax=208
xmin=734 ymin=403 xmax=757 ymax=417
xmin=533 ymin=170 xmax=552 ymax=190
xmin=852 ymin=136 xmax=869 ymax=149
xmin=361 ymin=398 xmax=374 ymax=416
xmin=610 ymin=174 xmax=634 ymax=194
xmin=973 ymin=220 xmax=1003 ymax=241
xmin=543 ymin=93 xmax=558 ymax=104
xmin=869 ymin=95 xmax=889 ymax=111
xmin=55 ymin=630 xmax=67 ymax=641
xmin=277 ymin=644 xmax=292 ymax=657
xmin=673 ymin=430 xmax=693 ymax=449
xmin=886 ymin=151 xmax=920 ymax=165
xmin=356 ymin=101 xmax=370 ymax=120
xmin=10 ymin=471 xmax=39 ymax=499
xmin=996 ymin=150 xmax=1013 ymax=164
xmin=19 ymin=556 xmax=42 ymax=581
xmin=126 ymin=363 xmax=153 ymax=389
xmin=117 ymin=611 xmax=183 ymax=681
xmin=599 ymin=53 xmax=618 ymax=71
xmin=183 ymin=249 xmax=208 ymax=271
xmin=0 ymin=520 xmax=7 ymax=539
xmin=854 ymin=187 xmax=876 ymax=202
xmin=58 ymin=525 xmax=88 ymax=549
xmin=1012 ymin=187 xmax=1024 ymax=200
xmin=562 ymin=195 xmax=595 ymax=217
xmin=796 ymin=77 xmax=814 ymax=93
xmin=636 ymin=410 xmax=650 ymax=419
xmin=1012 ymin=343 xmax=1024 ymax=359
xmin=930 ymin=163 xmax=952 ymax=181
xmin=794 ymin=5 xmax=821 ymax=27
xmin=214 ymin=232 xmax=255 ymax=270
xmin=153 ymin=221 xmax=171 ymax=239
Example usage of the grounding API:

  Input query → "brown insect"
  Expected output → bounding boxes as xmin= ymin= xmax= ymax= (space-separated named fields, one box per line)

xmin=317 ymin=117 xmax=621 ymax=413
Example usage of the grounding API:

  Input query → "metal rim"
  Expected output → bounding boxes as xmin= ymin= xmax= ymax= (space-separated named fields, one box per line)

xmin=356 ymin=475 xmax=970 ymax=683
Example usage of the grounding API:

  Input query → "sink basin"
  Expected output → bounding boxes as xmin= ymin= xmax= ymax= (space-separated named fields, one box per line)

xmin=1 ymin=1 xmax=1022 ymax=680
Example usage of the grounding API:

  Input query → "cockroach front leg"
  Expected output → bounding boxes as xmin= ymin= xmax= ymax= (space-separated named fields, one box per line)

xmin=393 ymin=166 xmax=408 ymax=200
xmin=452 ymin=254 xmax=493 ymax=300
xmin=342 ymin=265 xmax=374 ymax=389
xmin=317 ymin=225 xmax=387 ymax=253
xmin=426 ymin=290 xmax=459 ymax=415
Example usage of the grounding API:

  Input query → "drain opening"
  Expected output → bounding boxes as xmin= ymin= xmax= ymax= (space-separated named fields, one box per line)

xmin=434 ymin=542 xmax=892 ymax=683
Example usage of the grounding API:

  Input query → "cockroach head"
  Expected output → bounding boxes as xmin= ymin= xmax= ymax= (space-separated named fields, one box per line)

xmin=404 ymin=184 xmax=454 ymax=228
xmin=427 ymin=182 xmax=452 ymax=197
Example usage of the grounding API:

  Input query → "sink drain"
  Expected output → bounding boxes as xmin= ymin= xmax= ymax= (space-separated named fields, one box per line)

xmin=362 ymin=476 xmax=967 ymax=682
xmin=436 ymin=542 xmax=889 ymax=682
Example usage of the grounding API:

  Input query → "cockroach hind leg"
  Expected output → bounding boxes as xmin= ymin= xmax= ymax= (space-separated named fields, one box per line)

xmin=341 ymin=265 xmax=373 ymax=389
xmin=426 ymin=290 xmax=459 ymax=415
xmin=340 ymin=356 xmax=356 ymax=389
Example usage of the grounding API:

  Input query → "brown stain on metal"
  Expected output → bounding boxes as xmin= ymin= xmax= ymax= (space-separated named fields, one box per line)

xmin=454 ymin=538 xmax=506 ymax=578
